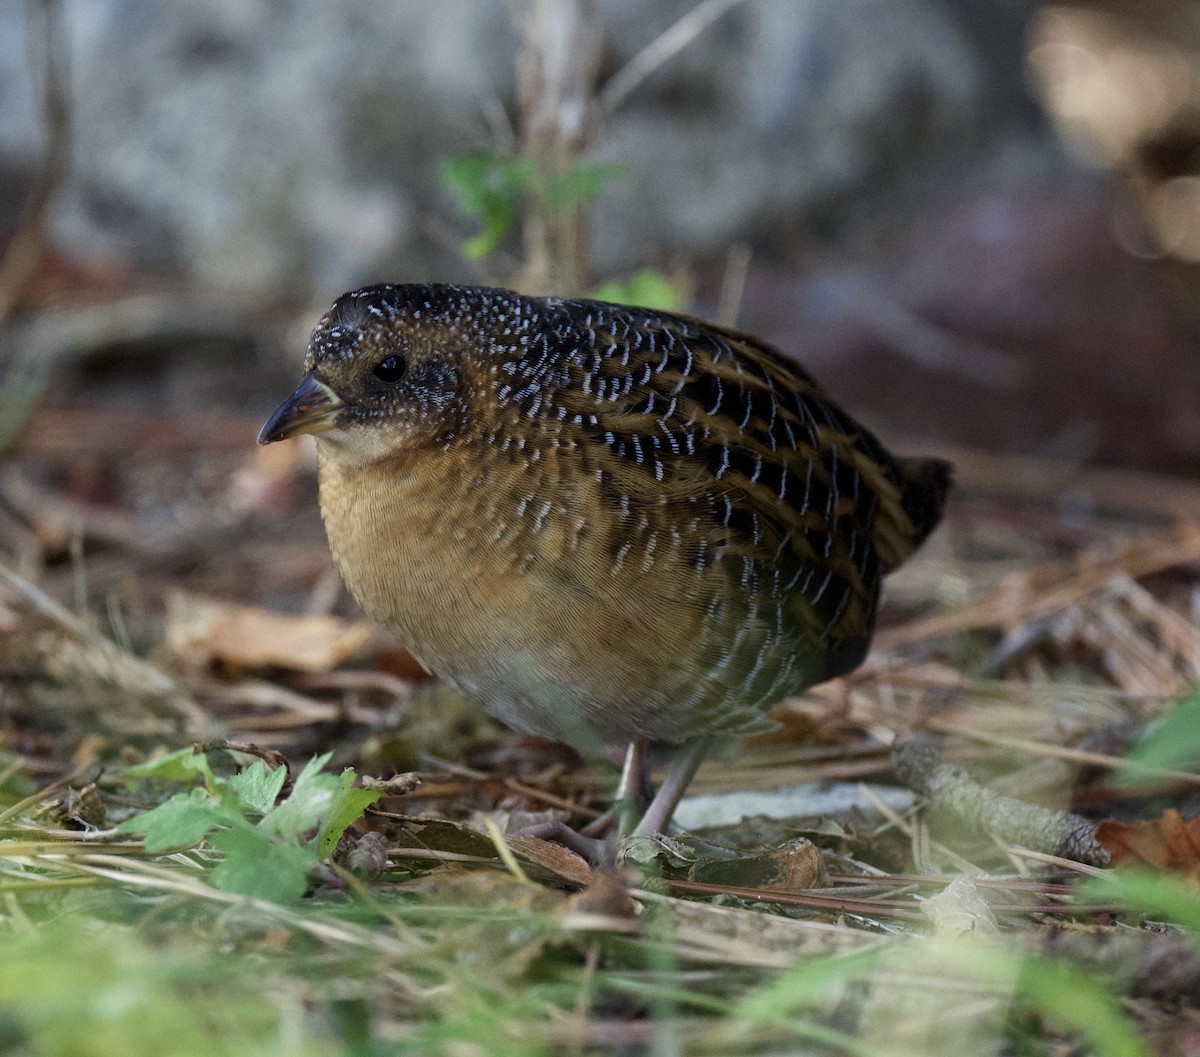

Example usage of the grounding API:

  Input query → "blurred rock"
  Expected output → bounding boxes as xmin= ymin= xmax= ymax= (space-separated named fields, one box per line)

xmin=743 ymin=188 xmax=1200 ymax=473
xmin=592 ymin=0 xmax=990 ymax=269
xmin=52 ymin=0 xmax=516 ymax=296
xmin=0 ymin=0 xmax=1065 ymax=298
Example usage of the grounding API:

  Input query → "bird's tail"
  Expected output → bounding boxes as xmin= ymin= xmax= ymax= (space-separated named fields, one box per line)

xmin=865 ymin=455 xmax=952 ymax=575
xmin=897 ymin=456 xmax=953 ymax=550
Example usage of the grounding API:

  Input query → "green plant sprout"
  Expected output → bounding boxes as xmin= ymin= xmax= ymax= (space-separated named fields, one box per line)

xmin=441 ymin=148 xmax=622 ymax=262
xmin=1115 ymin=689 xmax=1200 ymax=787
xmin=592 ymin=268 xmax=680 ymax=311
xmin=441 ymin=147 xmax=682 ymax=311
xmin=117 ymin=748 xmax=380 ymax=904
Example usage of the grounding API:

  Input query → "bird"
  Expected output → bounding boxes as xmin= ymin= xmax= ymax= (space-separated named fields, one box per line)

xmin=259 ymin=283 xmax=951 ymax=845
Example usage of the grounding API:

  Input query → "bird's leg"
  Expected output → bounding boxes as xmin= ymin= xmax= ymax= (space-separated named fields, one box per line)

xmin=633 ymin=737 xmax=713 ymax=837
xmin=580 ymin=739 xmax=650 ymax=838
xmin=519 ymin=740 xmax=652 ymax=862
xmin=616 ymin=738 xmax=651 ymax=802
xmin=614 ymin=738 xmax=651 ymax=836
xmin=518 ymin=738 xmax=709 ymax=862
xmin=516 ymin=817 xmax=615 ymax=864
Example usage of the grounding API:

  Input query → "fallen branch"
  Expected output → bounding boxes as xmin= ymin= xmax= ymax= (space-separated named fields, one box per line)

xmin=892 ymin=738 xmax=1110 ymax=867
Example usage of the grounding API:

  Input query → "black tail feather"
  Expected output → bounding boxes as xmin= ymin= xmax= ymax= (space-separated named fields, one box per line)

xmin=898 ymin=457 xmax=953 ymax=548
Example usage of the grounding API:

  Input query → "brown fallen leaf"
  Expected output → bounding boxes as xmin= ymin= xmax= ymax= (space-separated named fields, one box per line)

xmin=385 ymin=814 xmax=592 ymax=888
xmin=226 ymin=440 xmax=308 ymax=514
xmin=376 ymin=645 xmax=432 ymax=682
xmin=690 ymin=836 xmax=829 ymax=892
xmin=1096 ymin=809 xmax=1200 ymax=881
xmin=167 ymin=590 xmax=375 ymax=673
xmin=563 ymin=869 xmax=641 ymax=933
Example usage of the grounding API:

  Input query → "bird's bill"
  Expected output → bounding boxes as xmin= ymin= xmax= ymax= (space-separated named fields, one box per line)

xmin=258 ymin=372 xmax=344 ymax=444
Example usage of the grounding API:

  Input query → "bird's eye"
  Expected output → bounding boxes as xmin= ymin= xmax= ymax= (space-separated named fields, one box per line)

xmin=372 ymin=355 xmax=407 ymax=384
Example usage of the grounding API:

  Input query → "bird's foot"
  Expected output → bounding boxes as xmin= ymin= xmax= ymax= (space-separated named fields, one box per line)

xmin=511 ymin=738 xmax=714 ymax=866
xmin=515 ymin=818 xmax=618 ymax=867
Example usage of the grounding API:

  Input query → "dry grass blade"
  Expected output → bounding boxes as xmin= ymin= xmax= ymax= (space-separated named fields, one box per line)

xmin=483 ymin=815 xmax=533 ymax=884
xmin=0 ymin=563 xmax=212 ymax=736
xmin=206 ymin=676 xmax=385 ymax=730
xmin=633 ymin=888 xmax=878 ymax=954
xmin=880 ymin=523 xmax=1200 ymax=647
xmin=32 ymin=851 xmax=426 ymax=955
xmin=826 ymin=872 xmax=1074 ymax=895
xmin=1002 ymin=849 xmax=1110 ymax=877
xmin=925 ymin=719 xmax=1200 ymax=787
xmin=667 ymin=878 xmax=928 ymax=921
xmin=599 ymin=0 xmax=751 ymax=114
xmin=423 ymin=754 xmax=603 ymax=820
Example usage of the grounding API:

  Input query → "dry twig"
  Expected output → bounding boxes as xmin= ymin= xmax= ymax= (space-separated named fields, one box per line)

xmin=0 ymin=0 xmax=70 ymax=321
xmin=892 ymin=739 xmax=1110 ymax=868
xmin=599 ymin=0 xmax=751 ymax=115
xmin=515 ymin=0 xmax=604 ymax=294
xmin=0 ymin=563 xmax=212 ymax=738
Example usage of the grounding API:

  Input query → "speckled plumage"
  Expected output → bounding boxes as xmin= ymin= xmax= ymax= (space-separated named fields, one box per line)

xmin=261 ymin=283 xmax=950 ymax=813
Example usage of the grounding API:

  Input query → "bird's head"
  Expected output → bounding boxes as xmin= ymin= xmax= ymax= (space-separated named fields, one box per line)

xmin=257 ymin=285 xmax=503 ymax=465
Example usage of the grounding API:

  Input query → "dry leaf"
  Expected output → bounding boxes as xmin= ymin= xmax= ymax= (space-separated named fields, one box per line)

xmin=1096 ymin=809 xmax=1200 ymax=880
xmin=376 ymin=645 xmax=432 ymax=682
xmin=690 ymin=837 xmax=829 ymax=892
xmin=387 ymin=814 xmax=592 ymax=888
xmin=563 ymin=869 xmax=640 ymax=932
xmin=226 ymin=441 xmax=307 ymax=514
xmin=920 ymin=877 xmax=998 ymax=933
xmin=506 ymin=834 xmax=593 ymax=888
xmin=167 ymin=590 xmax=374 ymax=673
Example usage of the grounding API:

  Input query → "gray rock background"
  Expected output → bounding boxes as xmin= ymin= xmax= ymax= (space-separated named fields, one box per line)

xmin=5 ymin=0 xmax=1199 ymax=473
xmin=0 ymin=0 xmax=1064 ymax=299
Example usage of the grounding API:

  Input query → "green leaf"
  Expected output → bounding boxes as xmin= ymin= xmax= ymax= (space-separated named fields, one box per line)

xmin=737 ymin=947 xmax=882 ymax=1023
xmin=463 ymin=227 xmax=506 ymax=262
xmin=314 ymin=769 xmax=381 ymax=859
xmin=441 ymin=149 xmax=535 ymax=260
xmin=441 ymin=149 xmax=535 ymax=216
xmin=116 ymin=787 xmax=239 ymax=853
xmin=593 ymin=269 xmax=680 ymax=312
xmin=128 ymin=747 xmax=216 ymax=790
xmin=1115 ymin=692 xmax=1200 ymax=786
xmin=1011 ymin=949 xmax=1153 ymax=1057
xmin=121 ymin=753 xmax=377 ymax=896
xmin=210 ymin=827 xmax=315 ymax=903
xmin=228 ymin=759 xmax=288 ymax=815
xmin=541 ymin=161 xmax=624 ymax=209
xmin=1079 ymin=868 xmax=1200 ymax=934
xmin=259 ymin=753 xmax=336 ymax=843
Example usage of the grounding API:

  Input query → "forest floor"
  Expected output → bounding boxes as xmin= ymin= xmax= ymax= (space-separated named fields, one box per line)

xmin=1 ymin=300 xmax=1200 ymax=1056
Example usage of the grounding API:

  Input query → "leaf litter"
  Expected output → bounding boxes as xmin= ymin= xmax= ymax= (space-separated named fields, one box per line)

xmin=2 ymin=375 xmax=1200 ymax=1053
